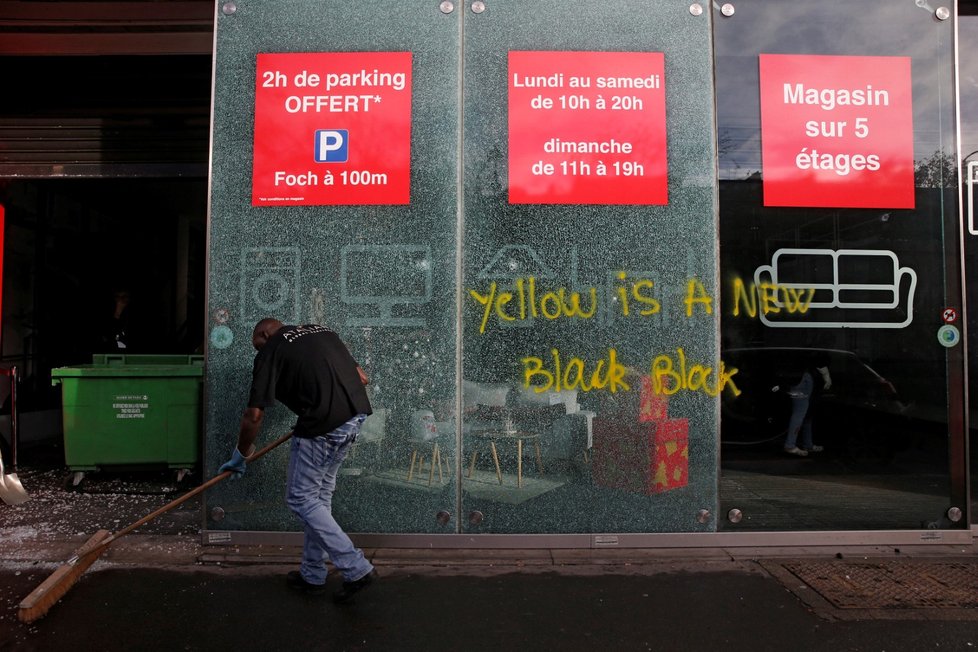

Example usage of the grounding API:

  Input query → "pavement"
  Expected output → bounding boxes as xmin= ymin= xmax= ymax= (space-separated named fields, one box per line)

xmin=3 ymin=465 xmax=978 ymax=651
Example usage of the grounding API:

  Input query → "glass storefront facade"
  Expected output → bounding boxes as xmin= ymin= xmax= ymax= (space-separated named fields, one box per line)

xmin=716 ymin=1 xmax=966 ymax=532
xmin=204 ymin=0 xmax=974 ymax=543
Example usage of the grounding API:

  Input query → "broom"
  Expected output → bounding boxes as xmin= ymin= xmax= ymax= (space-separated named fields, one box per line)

xmin=17 ymin=432 xmax=292 ymax=624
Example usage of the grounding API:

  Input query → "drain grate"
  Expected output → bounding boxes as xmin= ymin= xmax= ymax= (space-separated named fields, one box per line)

xmin=782 ymin=560 xmax=978 ymax=609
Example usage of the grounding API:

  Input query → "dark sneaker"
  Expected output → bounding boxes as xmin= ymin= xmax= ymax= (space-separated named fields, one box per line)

xmin=804 ymin=445 xmax=825 ymax=453
xmin=286 ymin=570 xmax=328 ymax=595
xmin=333 ymin=570 xmax=377 ymax=604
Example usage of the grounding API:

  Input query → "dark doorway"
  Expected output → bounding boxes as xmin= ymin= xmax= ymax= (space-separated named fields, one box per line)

xmin=0 ymin=178 xmax=207 ymax=457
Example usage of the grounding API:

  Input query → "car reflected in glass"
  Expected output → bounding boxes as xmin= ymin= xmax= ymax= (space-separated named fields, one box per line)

xmin=721 ymin=347 xmax=913 ymax=460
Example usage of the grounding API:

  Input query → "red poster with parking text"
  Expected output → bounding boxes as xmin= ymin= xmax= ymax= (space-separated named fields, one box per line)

xmin=508 ymin=51 xmax=667 ymax=205
xmin=759 ymin=54 xmax=914 ymax=209
xmin=252 ymin=52 xmax=411 ymax=206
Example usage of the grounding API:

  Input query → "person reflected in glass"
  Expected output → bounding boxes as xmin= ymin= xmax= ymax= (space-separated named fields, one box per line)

xmin=784 ymin=353 xmax=832 ymax=457
xmin=98 ymin=287 xmax=132 ymax=352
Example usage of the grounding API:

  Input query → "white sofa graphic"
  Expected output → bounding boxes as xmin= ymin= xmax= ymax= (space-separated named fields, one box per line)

xmin=968 ymin=161 xmax=978 ymax=235
xmin=753 ymin=248 xmax=917 ymax=329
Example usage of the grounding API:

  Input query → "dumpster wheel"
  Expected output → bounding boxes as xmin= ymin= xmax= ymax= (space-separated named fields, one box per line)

xmin=62 ymin=471 xmax=86 ymax=491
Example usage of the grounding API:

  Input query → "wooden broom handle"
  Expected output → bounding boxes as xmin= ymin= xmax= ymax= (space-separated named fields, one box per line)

xmin=103 ymin=432 xmax=293 ymax=546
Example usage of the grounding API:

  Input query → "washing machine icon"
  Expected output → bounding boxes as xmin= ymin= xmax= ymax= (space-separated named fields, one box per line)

xmin=239 ymin=247 xmax=301 ymax=323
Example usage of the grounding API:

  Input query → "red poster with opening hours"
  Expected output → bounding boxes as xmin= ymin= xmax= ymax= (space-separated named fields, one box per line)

xmin=508 ymin=51 xmax=667 ymax=205
xmin=759 ymin=54 xmax=914 ymax=209
xmin=252 ymin=52 xmax=412 ymax=206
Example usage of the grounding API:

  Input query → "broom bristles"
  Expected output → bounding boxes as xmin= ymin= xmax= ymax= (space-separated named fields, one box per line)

xmin=17 ymin=529 xmax=112 ymax=624
xmin=16 ymin=432 xmax=293 ymax=624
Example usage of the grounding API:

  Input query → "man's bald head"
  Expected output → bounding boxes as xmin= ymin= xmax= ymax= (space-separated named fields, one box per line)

xmin=252 ymin=318 xmax=284 ymax=350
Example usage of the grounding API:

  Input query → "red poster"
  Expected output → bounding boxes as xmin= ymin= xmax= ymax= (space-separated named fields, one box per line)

xmin=508 ymin=51 xmax=668 ymax=205
xmin=252 ymin=52 xmax=412 ymax=206
xmin=759 ymin=54 xmax=914 ymax=209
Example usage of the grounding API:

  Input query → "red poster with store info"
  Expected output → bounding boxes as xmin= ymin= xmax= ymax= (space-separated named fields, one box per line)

xmin=508 ymin=51 xmax=667 ymax=205
xmin=252 ymin=52 xmax=411 ymax=206
xmin=759 ymin=54 xmax=914 ymax=209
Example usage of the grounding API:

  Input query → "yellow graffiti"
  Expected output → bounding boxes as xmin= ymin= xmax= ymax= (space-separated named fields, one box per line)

xmin=614 ymin=272 xmax=661 ymax=316
xmin=683 ymin=278 xmax=713 ymax=316
xmin=650 ymin=347 xmax=740 ymax=397
xmin=522 ymin=348 xmax=630 ymax=393
xmin=468 ymin=273 xmax=663 ymax=334
xmin=731 ymin=278 xmax=815 ymax=318
xmin=469 ymin=279 xmax=598 ymax=334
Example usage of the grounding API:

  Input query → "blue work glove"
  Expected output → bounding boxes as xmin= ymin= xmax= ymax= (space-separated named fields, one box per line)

xmin=219 ymin=448 xmax=247 ymax=479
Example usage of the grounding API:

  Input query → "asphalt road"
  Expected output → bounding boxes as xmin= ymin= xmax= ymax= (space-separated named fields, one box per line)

xmin=3 ymin=459 xmax=978 ymax=651
xmin=3 ymin=563 xmax=978 ymax=652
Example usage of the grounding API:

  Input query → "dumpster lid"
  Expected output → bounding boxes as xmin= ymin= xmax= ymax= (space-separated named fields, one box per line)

xmin=52 ymin=365 xmax=203 ymax=378
xmin=51 ymin=354 xmax=204 ymax=380
xmin=90 ymin=354 xmax=204 ymax=366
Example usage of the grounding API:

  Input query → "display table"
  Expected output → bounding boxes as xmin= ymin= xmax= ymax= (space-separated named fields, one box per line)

xmin=467 ymin=430 xmax=544 ymax=488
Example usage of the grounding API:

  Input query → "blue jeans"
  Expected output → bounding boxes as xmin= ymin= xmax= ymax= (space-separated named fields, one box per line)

xmin=286 ymin=414 xmax=373 ymax=585
xmin=784 ymin=372 xmax=814 ymax=450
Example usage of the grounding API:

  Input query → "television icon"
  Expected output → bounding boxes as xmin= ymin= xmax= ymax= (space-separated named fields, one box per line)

xmin=340 ymin=244 xmax=433 ymax=328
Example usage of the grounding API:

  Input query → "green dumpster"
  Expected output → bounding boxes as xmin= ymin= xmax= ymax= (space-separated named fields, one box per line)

xmin=52 ymin=354 xmax=204 ymax=476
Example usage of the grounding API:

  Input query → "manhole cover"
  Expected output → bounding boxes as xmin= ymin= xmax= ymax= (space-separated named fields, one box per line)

xmin=782 ymin=560 xmax=978 ymax=609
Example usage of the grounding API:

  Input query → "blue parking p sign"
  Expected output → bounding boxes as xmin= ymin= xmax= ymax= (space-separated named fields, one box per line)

xmin=315 ymin=129 xmax=348 ymax=163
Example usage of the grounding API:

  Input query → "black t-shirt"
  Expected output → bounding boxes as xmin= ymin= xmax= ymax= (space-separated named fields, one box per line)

xmin=248 ymin=324 xmax=372 ymax=437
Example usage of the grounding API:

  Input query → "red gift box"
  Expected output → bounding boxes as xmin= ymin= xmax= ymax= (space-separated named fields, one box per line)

xmin=639 ymin=376 xmax=669 ymax=422
xmin=592 ymin=417 xmax=689 ymax=495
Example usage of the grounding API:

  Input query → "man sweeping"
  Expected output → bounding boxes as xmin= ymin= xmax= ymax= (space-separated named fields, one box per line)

xmin=220 ymin=318 xmax=376 ymax=603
